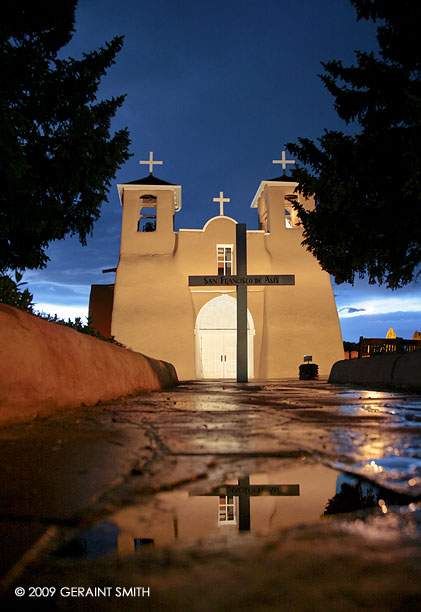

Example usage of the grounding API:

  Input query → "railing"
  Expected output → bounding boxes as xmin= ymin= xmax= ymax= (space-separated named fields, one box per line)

xmin=358 ymin=336 xmax=421 ymax=358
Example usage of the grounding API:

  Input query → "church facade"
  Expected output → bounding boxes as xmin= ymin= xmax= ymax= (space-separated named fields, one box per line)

xmin=89 ymin=163 xmax=344 ymax=380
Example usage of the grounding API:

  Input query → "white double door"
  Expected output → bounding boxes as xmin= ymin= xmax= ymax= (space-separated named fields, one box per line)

xmin=200 ymin=330 xmax=237 ymax=379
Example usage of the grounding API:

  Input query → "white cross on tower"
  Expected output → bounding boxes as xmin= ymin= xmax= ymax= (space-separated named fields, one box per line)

xmin=213 ymin=191 xmax=230 ymax=216
xmin=139 ymin=151 xmax=163 ymax=175
xmin=272 ymin=150 xmax=295 ymax=173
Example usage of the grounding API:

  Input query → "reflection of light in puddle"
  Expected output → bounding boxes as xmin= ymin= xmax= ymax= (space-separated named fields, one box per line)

xmin=334 ymin=394 xmax=421 ymax=428
xmin=344 ymin=391 xmax=393 ymax=401
xmin=53 ymin=463 xmax=418 ymax=561
xmin=358 ymin=439 xmax=388 ymax=459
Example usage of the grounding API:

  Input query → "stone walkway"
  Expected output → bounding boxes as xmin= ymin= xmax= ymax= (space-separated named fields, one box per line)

xmin=0 ymin=380 xmax=420 ymax=610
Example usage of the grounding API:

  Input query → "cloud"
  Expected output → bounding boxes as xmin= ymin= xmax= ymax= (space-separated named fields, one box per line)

xmin=333 ymin=276 xmax=420 ymax=306
xmin=339 ymin=311 xmax=421 ymax=342
xmin=338 ymin=296 xmax=421 ymax=319
xmin=34 ymin=303 xmax=89 ymax=321
xmin=340 ymin=307 xmax=366 ymax=314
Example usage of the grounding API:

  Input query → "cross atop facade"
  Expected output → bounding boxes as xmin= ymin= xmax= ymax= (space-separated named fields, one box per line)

xmin=213 ymin=191 xmax=230 ymax=216
xmin=272 ymin=150 xmax=295 ymax=173
xmin=139 ymin=151 xmax=163 ymax=175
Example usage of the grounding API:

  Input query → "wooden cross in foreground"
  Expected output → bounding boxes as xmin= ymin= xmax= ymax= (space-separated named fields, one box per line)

xmin=188 ymin=224 xmax=295 ymax=382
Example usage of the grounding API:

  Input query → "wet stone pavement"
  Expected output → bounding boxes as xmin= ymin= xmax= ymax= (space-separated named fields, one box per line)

xmin=0 ymin=379 xmax=420 ymax=611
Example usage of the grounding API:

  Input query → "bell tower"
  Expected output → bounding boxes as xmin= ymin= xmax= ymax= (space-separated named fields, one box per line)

xmin=116 ymin=153 xmax=181 ymax=257
xmin=111 ymin=154 xmax=189 ymax=359
xmin=249 ymin=152 xmax=344 ymax=378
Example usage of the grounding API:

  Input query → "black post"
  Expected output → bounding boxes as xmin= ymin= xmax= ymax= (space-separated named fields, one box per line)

xmin=236 ymin=224 xmax=248 ymax=383
xmin=238 ymin=476 xmax=251 ymax=531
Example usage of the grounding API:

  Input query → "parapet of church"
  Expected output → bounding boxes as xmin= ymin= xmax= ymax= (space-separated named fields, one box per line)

xmin=90 ymin=168 xmax=344 ymax=380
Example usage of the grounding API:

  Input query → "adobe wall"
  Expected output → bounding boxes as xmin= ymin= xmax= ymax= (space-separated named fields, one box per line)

xmin=0 ymin=304 xmax=178 ymax=424
xmin=329 ymin=352 xmax=421 ymax=391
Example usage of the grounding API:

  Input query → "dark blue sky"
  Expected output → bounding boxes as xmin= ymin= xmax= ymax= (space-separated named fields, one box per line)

xmin=23 ymin=0 xmax=420 ymax=341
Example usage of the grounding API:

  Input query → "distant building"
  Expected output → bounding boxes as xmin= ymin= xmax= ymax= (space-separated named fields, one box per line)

xmin=386 ymin=327 xmax=397 ymax=339
xmin=89 ymin=162 xmax=344 ymax=380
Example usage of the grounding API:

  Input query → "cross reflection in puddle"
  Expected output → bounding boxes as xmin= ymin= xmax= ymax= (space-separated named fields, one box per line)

xmin=189 ymin=476 xmax=300 ymax=531
xmin=52 ymin=463 xmax=416 ymax=561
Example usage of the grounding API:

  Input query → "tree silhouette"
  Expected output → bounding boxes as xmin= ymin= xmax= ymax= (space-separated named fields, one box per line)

xmin=287 ymin=0 xmax=420 ymax=289
xmin=0 ymin=1 xmax=131 ymax=274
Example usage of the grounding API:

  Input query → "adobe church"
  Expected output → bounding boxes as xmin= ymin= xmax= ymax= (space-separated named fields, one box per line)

xmin=89 ymin=152 xmax=344 ymax=380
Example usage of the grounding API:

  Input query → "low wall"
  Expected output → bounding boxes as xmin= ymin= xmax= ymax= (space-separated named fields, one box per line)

xmin=0 ymin=304 xmax=179 ymax=423
xmin=329 ymin=352 xmax=421 ymax=391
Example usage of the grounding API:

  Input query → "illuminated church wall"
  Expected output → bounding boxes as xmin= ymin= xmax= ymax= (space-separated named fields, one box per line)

xmin=101 ymin=173 xmax=344 ymax=380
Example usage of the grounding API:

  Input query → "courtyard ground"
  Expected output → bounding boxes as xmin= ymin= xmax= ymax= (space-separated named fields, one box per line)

xmin=0 ymin=379 xmax=420 ymax=610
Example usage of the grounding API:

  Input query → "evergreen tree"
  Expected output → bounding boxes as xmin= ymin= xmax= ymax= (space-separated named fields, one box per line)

xmin=0 ymin=0 xmax=131 ymax=273
xmin=287 ymin=0 xmax=420 ymax=289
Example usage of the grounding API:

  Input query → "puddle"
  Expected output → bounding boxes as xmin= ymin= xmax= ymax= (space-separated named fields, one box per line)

xmin=52 ymin=462 xmax=417 ymax=561
xmin=332 ymin=455 xmax=421 ymax=495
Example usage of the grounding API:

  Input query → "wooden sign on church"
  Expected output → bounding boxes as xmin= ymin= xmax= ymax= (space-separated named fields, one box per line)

xmin=189 ymin=274 xmax=295 ymax=286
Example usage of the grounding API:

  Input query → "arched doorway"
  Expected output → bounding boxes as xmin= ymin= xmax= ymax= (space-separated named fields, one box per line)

xmin=195 ymin=295 xmax=254 ymax=379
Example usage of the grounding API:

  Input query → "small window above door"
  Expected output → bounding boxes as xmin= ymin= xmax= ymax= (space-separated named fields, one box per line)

xmin=217 ymin=245 xmax=233 ymax=275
